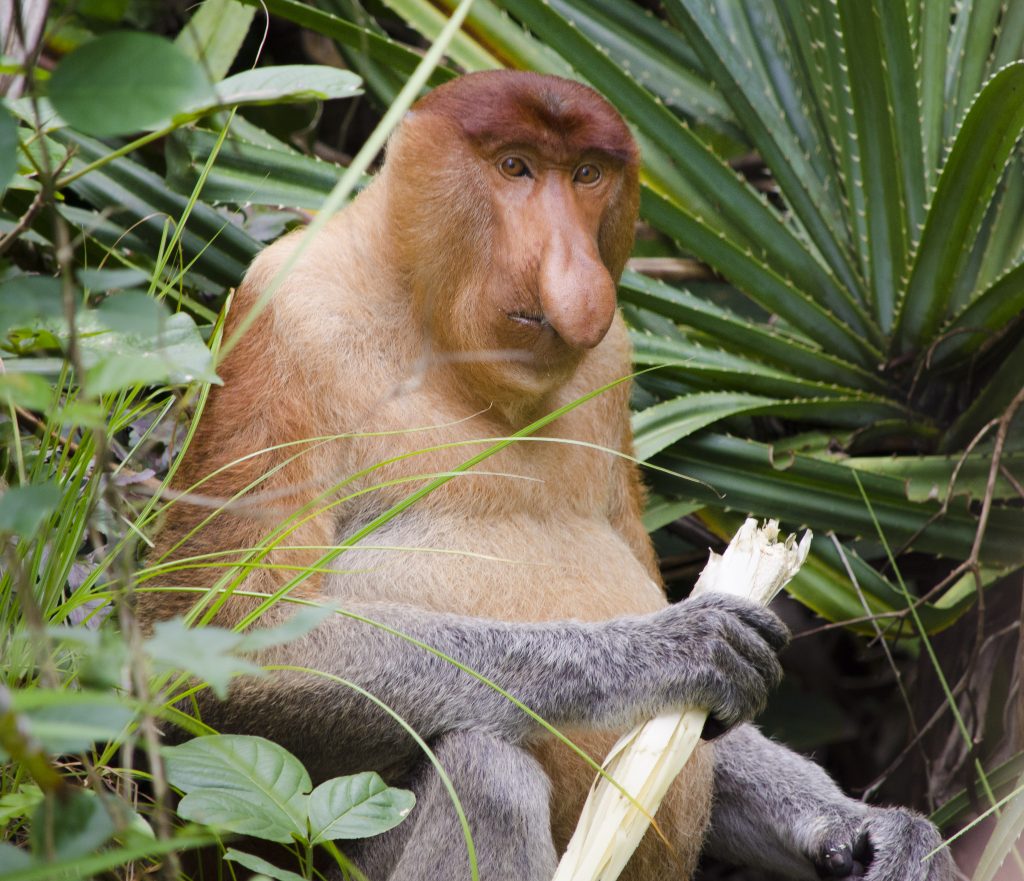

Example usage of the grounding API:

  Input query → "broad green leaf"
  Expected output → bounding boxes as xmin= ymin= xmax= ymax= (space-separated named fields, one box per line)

xmin=201 ymin=65 xmax=363 ymax=112
xmin=308 ymin=772 xmax=415 ymax=843
xmin=0 ymin=275 xmax=63 ymax=337
xmin=80 ymin=307 xmax=219 ymax=395
xmin=78 ymin=267 xmax=149 ymax=291
xmin=164 ymin=735 xmax=309 ymax=844
xmin=48 ymin=33 xmax=214 ymax=137
xmin=224 ymin=848 xmax=306 ymax=881
xmin=0 ymin=483 xmax=61 ymax=538
xmin=177 ymin=0 xmax=257 ymax=82
xmin=845 ymin=452 xmax=1024 ymax=504
xmin=654 ymin=433 xmax=1024 ymax=567
xmin=918 ymin=0 xmax=950 ymax=182
xmin=29 ymin=790 xmax=114 ymax=862
xmin=145 ymin=618 xmax=263 ymax=699
xmin=0 ymin=104 xmax=17 ymax=193
xmin=0 ymin=373 xmax=52 ymax=412
xmin=235 ymin=605 xmax=332 ymax=652
xmin=895 ymin=62 xmax=1024 ymax=353
xmin=3 ymin=689 xmax=135 ymax=756
xmin=634 ymin=392 xmax=773 ymax=460
xmin=0 ymin=843 xmax=33 ymax=873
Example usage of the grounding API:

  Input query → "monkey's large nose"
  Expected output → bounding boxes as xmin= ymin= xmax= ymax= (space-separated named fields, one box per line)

xmin=537 ymin=232 xmax=617 ymax=350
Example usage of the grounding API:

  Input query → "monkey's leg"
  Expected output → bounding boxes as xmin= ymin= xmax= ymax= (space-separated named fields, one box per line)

xmin=349 ymin=730 xmax=557 ymax=881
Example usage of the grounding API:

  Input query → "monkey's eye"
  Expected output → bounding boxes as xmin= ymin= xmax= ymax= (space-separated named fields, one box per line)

xmin=573 ymin=164 xmax=602 ymax=185
xmin=499 ymin=156 xmax=531 ymax=178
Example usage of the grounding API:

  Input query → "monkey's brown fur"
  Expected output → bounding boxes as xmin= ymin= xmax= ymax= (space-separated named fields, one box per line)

xmin=142 ymin=71 xmax=713 ymax=877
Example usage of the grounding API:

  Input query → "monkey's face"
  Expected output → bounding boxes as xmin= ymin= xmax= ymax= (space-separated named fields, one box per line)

xmin=386 ymin=71 xmax=640 ymax=401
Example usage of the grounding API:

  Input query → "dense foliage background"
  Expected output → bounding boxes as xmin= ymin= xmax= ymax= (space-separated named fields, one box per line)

xmin=0 ymin=0 xmax=1022 ymax=878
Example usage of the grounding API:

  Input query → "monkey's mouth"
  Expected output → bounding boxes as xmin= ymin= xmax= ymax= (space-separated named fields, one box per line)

xmin=507 ymin=310 xmax=550 ymax=329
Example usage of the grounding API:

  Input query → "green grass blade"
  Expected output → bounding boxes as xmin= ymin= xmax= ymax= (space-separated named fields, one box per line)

xmin=894 ymin=61 xmax=1024 ymax=355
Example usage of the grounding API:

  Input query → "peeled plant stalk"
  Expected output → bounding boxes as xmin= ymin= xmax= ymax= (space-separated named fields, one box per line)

xmin=553 ymin=518 xmax=812 ymax=881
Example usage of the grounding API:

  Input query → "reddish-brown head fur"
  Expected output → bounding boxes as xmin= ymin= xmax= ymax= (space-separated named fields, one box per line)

xmin=382 ymin=70 xmax=640 ymax=403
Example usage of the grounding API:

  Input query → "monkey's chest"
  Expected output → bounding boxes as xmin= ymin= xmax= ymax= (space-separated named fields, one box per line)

xmin=326 ymin=509 xmax=666 ymax=622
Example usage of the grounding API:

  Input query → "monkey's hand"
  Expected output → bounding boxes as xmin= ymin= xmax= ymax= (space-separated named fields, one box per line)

xmin=641 ymin=593 xmax=789 ymax=730
xmin=809 ymin=805 xmax=954 ymax=880
xmin=704 ymin=725 xmax=955 ymax=880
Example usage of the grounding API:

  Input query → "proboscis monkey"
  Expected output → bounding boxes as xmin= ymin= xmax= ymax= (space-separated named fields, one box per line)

xmin=142 ymin=72 xmax=953 ymax=880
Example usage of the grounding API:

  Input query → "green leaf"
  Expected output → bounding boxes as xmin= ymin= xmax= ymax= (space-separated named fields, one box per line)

xmin=0 ymin=104 xmax=17 ymax=194
xmin=640 ymin=188 xmax=879 ymax=364
xmin=80 ymin=301 xmax=220 ymax=395
xmin=200 ymin=65 xmax=363 ymax=112
xmin=145 ymin=618 xmax=264 ymax=700
xmin=0 ymin=275 xmax=63 ymax=338
xmin=308 ymin=772 xmax=415 ymax=843
xmin=0 ymin=843 xmax=33 ymax=873
xmin=654 ymin=433 xmax=1024 ymax=566
xmin=29 ymin=790 xmax=114 ymax=862
xmin=4 ymin=689 xmax=136 ymax=755
xmin=619 ymin=270 xmax=887 ymax=392
xmin=164 ymin=735 xmax=310 ymax=844
xmin=0 ymin=483 xmax=61 ymax=538
xmin=641 ymin=495 xmax=702 ymax=533
xmin=48 ymin=32 xmax=214 ymax=137
xmin=633 ymin=392 xmax=777 ymax=461
xmin=895 ymin=62 xmax=1024 ymax=353
xmin=234 ymin=0 xmax=456 ymax=86
xmin=235 ymin=606 xmax=332 ymax=652
xmin=176 ymin=0 xmax=257 ymax=82
xmin=933 ymin=260 xmax=1024 ymax=366
xmin=224 ymin=848 xmax=306 ymax=881
xmin=166 ymin=128 xmax=353 ymax=209
xmin=665 ymin=0 xmax=867 ymax=310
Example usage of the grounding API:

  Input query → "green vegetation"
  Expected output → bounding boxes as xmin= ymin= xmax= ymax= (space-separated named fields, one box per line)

xmin=0 ymin=1 xmax=1021 ymax=878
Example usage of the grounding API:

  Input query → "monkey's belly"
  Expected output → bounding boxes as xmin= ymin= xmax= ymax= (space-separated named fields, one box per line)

xmin=331 ymin=512 xmax=715 ymax=877
xmin=330 ymin=511 xmax=668 ymax=622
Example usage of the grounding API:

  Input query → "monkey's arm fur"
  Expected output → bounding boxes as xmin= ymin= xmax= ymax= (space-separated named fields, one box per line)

xmin=707 ymin=725 xmax=955 ymax=880
xmin=205 ymin=592 xmax=785 ymax=781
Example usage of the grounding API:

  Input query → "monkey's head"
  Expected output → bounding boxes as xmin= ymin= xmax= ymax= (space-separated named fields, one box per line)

xmin=382 ymin=71 xmax=640 ymax=402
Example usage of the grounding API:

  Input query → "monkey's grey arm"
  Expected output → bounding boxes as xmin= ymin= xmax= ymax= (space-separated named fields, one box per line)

xmin=198 ymin=594 xmax=785 ymax=778
xmin=705 ymin=725 xmax=955 ymax=880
